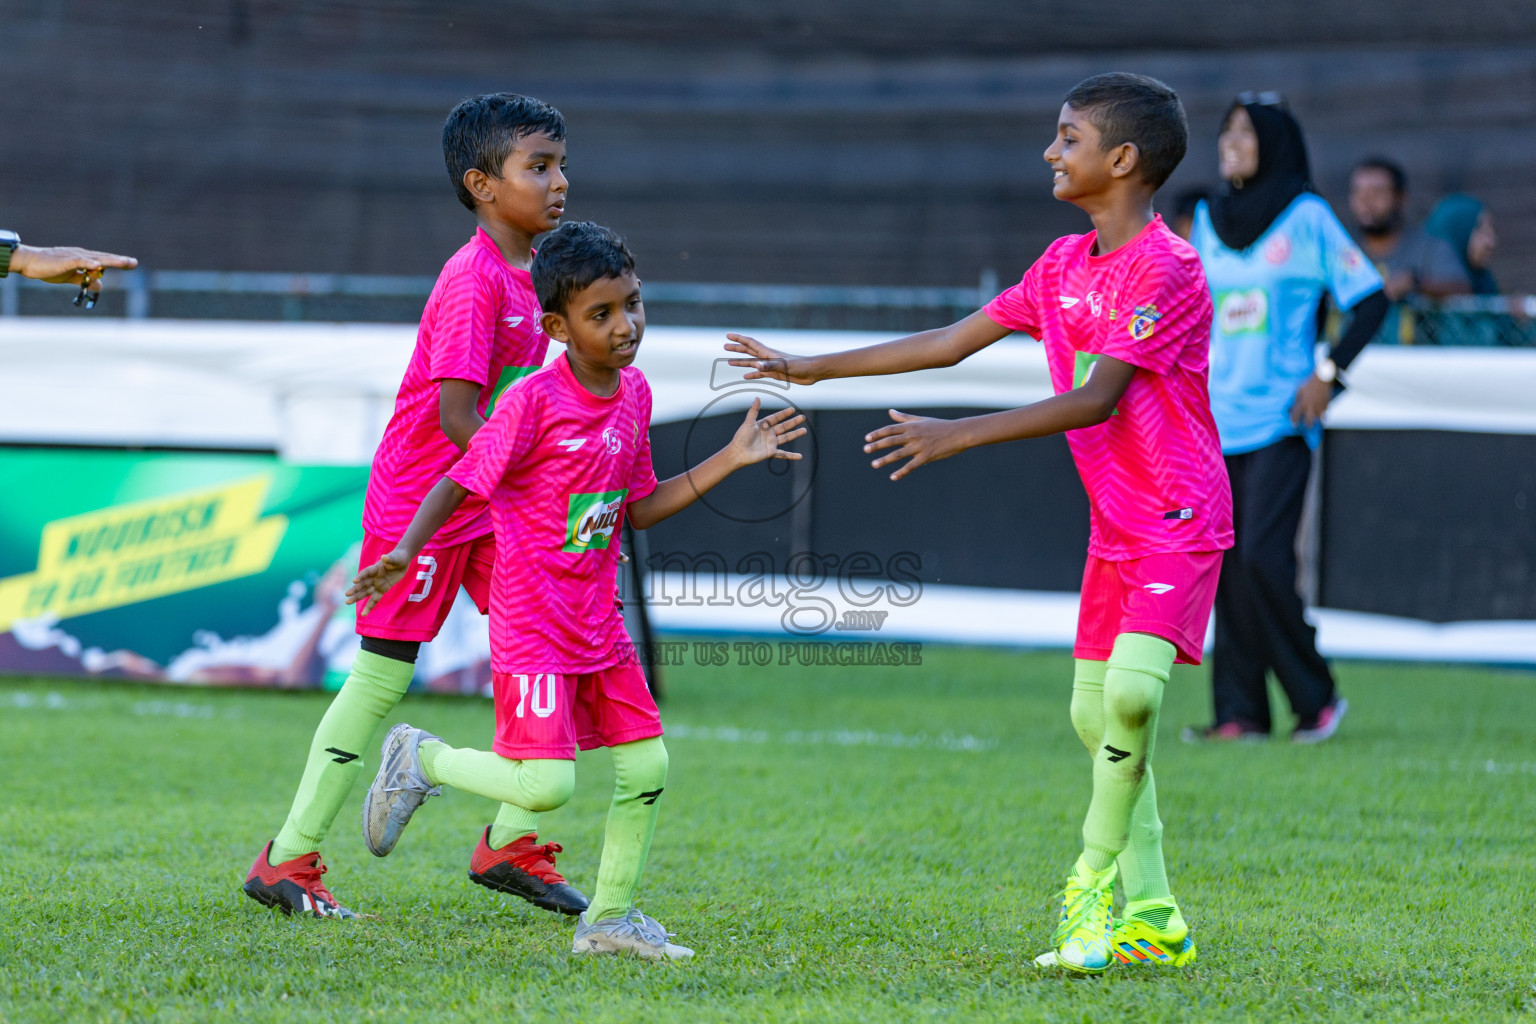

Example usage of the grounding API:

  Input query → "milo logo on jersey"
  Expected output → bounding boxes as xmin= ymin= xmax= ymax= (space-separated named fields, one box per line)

xmin=1215 ymin=288 xmax=1269 ymax=337
xmin=563 ymin=490 xmax=628 ymax=553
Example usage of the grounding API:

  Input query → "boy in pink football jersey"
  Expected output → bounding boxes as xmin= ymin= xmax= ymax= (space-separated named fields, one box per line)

xmin=347 ymin=221 xmax=805 ymax=959
xmin=726 ymin=74 xmax=1232 ymax=974
xmin=243 ymin=94 xmax=576 ymax=920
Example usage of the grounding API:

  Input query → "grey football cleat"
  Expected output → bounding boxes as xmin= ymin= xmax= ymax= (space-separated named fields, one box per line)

xmin=362 ymin=723 xmax=442 ymax=857
xmin=571 ymin=909 xmax=694 ymax=960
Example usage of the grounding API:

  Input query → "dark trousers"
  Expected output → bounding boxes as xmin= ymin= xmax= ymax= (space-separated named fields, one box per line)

xmin=1212 ymin=435 xmax=1336 ymax=730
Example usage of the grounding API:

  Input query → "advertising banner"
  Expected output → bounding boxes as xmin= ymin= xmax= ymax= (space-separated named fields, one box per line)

xmin=0 ymin=448 xmax=493 ymax=691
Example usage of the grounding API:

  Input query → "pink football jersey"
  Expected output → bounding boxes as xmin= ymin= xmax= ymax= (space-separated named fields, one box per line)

xmin=448 ymin=355 xmax=657 ymax=674
xmin=984 ymin=215 xmax=1233 ymax=560
xmin=363 ymin=228 xmax=548 ymax=548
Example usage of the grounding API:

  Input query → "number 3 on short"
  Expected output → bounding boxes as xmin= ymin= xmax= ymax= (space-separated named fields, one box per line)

xmin=406 ymin=555 xmax=438 ymax=603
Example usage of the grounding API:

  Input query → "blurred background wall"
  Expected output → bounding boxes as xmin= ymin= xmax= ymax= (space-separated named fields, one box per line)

xmin=3 ymin=1 xmax=1535 ymax=289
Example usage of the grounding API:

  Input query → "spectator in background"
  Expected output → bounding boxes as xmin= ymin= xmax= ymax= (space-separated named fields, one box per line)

xmin=1184 ymin=94 xmax=1387 ymax=744
xmin=1425 ymin=194 xmax=1499 ymax=295
xmin=1169 ymin=186 xmax=1210 ymax=241
xmin=1348 ymin=159 xmax=1468 ymax=347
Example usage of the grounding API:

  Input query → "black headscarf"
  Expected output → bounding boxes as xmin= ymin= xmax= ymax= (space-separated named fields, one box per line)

xmin=1207 ymin=100 xmax=1313 ymax=252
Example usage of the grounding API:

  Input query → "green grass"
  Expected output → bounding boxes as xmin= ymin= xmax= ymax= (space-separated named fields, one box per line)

xmin=4 ymin=641 xmax=1535 ymax=1023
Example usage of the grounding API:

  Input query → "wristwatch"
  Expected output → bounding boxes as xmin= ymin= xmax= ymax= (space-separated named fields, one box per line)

xmin=0 ymin=230 xmax=18 ymax=277
xmin=1314 ymin=355 xmax=1338 ymax=384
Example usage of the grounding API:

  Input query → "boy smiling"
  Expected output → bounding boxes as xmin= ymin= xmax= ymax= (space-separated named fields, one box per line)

xmin=726 ymin=73 xmax=1232 ymax=974
xmin=243 ymin=93 xmax=574 ymax=920
xmin=348 ymin=222 xmax=806 ymax=958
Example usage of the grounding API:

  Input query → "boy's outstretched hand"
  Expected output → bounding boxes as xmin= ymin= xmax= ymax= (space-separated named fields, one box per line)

xmin=864 ymin=410 xmax=966 ymax=481
xmin=724 ymin=334 xmax=820 ymax=385
xmin=728 ymin=398 xmax=807 ymax=466
xmin=346 ymin=549 xmax=412 ymax=615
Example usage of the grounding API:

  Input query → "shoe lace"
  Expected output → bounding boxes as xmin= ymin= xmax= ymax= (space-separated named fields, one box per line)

xmin=290 ymin=855 xmax=339 ymax=906
xmin=610 ymin=909 xmax=673 ymax=947
xmin=514 ymin=840 xmax=566 ymax=882
xmin=383 ymin=766 xmax=441 ymax=799
xmin=1051 ymin=880 xmax=1111 ymax=946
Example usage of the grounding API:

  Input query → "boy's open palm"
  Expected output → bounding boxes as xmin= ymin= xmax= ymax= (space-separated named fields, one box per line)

xmin=346 ymin=551 xmax=411 ymax=615
xmin=724 ymin=334 xmax=819 ymax=385
xmin=730 ymin=398 xmax=807 ymax=465
xmin=864 ymin=410 xmax=965 ymax=481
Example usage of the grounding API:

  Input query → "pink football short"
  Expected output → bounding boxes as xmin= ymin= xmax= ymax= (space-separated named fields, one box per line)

xmin=354 ymin=531 xmax=494 ymax=641
xmin=491 ymin=660 xmax=664 ymax=760
xmin=1075 ymin=550 xmax=1224 ymax=666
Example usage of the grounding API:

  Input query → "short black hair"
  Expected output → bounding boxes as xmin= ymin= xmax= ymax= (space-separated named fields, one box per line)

xmin=532 ymin=221 xmax=637 ymax=315
xmin=442 ymin=93 xmax=566 ymax=211
xmin=1354 ymin=156 xmax=1407 ymax=194
xmin=1063 ymin=73 xmax=1188 ymax=189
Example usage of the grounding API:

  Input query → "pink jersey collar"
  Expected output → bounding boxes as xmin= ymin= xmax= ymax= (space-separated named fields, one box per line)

xmin=555 ymin=350 xmax=629 ymax=407
xmin=473 ymin=227 xmax=535 ymax=279
xmin=1085 ymin=214 xmax=1167 ymax=266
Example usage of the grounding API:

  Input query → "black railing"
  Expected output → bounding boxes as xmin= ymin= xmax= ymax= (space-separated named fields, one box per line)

xmin=2 ymin=269 xmax=1531 ymax=344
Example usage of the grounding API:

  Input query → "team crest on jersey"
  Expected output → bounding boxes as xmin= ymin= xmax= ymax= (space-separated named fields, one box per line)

xmin=602 ymin=426 xmax=623 ymax=454
xmin=1263 ymin=235 xmax=1292 ymax=265
xmin=564 ymin=490 xmax=628 ymax=552
xmin=1127 ymin=304 xmax=1162 ymax=341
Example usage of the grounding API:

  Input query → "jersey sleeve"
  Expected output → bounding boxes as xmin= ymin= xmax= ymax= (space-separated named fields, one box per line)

xmin=1095 ymin=249 xmax=1208 ymax=375
xmin=426 ymin=264 xmax=500 ymax=386
xmin=447 ymin=386 xmax=539 ymax=498
xmin=625 ymin=376 xmax=659 ymax=504
xmin=982 ymin=256 xmax=1047 ymax=337
xmin=1316 ymin=204 xmax=1384 ymax=310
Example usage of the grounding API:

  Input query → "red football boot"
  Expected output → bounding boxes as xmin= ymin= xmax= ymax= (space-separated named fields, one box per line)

xmin=243 ymin=841 xmax=359 ymax=919
xmin=468 ymin=827 xmax=590 ymax=916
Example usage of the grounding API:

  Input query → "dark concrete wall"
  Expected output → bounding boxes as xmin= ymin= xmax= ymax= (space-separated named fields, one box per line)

xmin=4 ymin=2 xmax=1535 ymax=290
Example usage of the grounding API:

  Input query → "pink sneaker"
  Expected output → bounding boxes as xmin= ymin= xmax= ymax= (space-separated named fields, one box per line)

xmin=1292 ymin=698 xmax=1349 ymax=744
xmin=1180 ymin=721 xmax=1268 ymax=744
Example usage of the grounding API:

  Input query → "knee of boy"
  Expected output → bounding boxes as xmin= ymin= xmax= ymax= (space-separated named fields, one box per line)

xmin=522 ymin=760 xmax=577 ymax=811
xmin=337 ymin=676 xmax=404 ymax=720
xmin=1104 ymin=672 xmax=1162 ymax=731
xmin=640 ymin=738 xmax=670 ymax=791
xmin=1069 ymin=689 xmax=1105 ymax=752
xmin=616 ymin=737 xmax=669 ymax=796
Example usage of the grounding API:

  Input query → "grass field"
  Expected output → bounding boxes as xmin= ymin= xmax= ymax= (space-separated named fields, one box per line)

xmin=4 ymin=640 xmax=1534 ymax=1023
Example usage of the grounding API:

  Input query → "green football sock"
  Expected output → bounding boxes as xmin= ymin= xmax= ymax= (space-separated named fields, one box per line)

xmin=1079 ymin=633 xmax=1173 ymax=873
xmin=270 ymin=650 xmax=414 ymax=862
xmin=1119 ymin=765 xmax=1171 ymax=905
xmin=585 ymin=737 xmax=669 ymax=924
xmin=1071 ymin=657 xmax=1171 ymax=903
xmin=490 ymin=803 xmax=542 ymax=849
xmin=1069 ymin=658 xmax=1108 ymax=753
xmin=419 ymin=741 xmax=574 ymax=816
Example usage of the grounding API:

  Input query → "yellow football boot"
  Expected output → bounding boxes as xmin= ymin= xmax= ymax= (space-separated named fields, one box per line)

xmin=1111 ymin=898 xmax=1197 ymax=967
xmin=1034 ymin=863 xmax=1117 ymax=975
